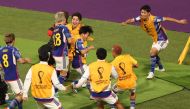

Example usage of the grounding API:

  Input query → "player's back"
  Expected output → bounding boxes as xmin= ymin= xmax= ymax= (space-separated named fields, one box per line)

xmin=0 ymin=46 xmax=19 ymax=81
xmin=52 ymin=24 xmax=69 ymax=56
xmin=111 ymin=54 xmax=137 ymax=79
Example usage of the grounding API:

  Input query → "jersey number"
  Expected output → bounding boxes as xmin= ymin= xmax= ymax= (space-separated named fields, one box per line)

xmin=2 ymin=54 xmax=9 ymax=67
xmin=119 ymin=62 xmax=126 ymax=75
xmin=53 ymin=33 xmax=61 ymax=46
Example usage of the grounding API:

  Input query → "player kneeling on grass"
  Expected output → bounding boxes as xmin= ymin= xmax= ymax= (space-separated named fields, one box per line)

xmin=0 ymin=33 xmax=32 ymax=109
xmin=23 ymin=45 xmax=69 ymax=109
xmin=72 ymin=48 xmax=124 ymax=109
xmin=111 ymin=44 xmax=138 ymax=109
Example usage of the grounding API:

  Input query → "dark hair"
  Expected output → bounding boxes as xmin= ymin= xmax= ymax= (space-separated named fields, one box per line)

xmin=72 ymin=12 xmax=82 ymax=21
xmin=140 ymin=5 xmax=151 ymax=12
xmin=4 ymin=33 xmax=15 ymax=44
xmin=96 ymin=48 xmax=107 ymax=60
xmin=38 ymin=44 xmax=51 ymax=61
xmin=79 ymin=25 xmax=93 ymax=35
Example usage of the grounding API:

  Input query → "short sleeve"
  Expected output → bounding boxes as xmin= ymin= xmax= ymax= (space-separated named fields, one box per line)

xmin=134 ymin=16 xmax=141 ymax=22
xmin=154 ymin=16 xmax=164 ymax=23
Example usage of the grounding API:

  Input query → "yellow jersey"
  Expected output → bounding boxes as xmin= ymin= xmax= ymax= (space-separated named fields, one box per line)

xmin=31 ymin=63 xmax=55 ymax=99
xmin=135 ymin=15 xmax=168 ymax=43
xmin=89 ymin=61 xmax=112 ymax=93
xmin=111 ymin=54 xmax=137 ymax=89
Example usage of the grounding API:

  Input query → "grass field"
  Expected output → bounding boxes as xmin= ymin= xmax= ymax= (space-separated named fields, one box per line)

xmin=0 ymin=6 xmax=190 ymax=109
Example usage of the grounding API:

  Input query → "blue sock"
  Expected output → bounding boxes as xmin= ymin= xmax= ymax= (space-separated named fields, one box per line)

xmin=130 ymin=99 xmax=135 ymax=108
xmin=156 ymin=55 xmax=163 ymax=69
xmin=9 ymin=99 xmax=18 ymax=109
xmin=150 ymin=56 xmax=157 ymax=73
xmin=58 ymin=75 xmax=66 ymax=84
xmin=18 ymin=101 xmax=23 ymax=109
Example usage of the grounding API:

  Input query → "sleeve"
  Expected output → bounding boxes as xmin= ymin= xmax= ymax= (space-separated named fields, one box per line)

xmin=134 ymin=16 xmax=141 ymax=22
xmin=76 ymin=39 xmax=85 ymax=51
xmin=129 ymin=55 xmax=138 ymax=65
xmin=51 ymin=69 xmax=66 ymax=91
xmin=13 ymin=48 xmax=21 ymax=60
xmin=111 ymin=66 xmax=118 ymax=79
xmin=23 ymin=68 xmax=32 ymax=98
xmin=154 ymin=16 xmax=164 ymax=23
xmin=63 ymin=27 xmax=71 ymax=39
xmin=75 ymin=67 xmax=89 ymax=88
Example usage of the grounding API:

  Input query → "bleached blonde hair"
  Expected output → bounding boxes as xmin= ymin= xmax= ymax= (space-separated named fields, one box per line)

xmin=55 ymin=12 xmax=66 ymax=23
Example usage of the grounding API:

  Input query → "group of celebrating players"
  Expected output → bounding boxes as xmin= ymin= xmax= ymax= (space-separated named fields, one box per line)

xmin=0 ymin=4 xmax=188 ymax=109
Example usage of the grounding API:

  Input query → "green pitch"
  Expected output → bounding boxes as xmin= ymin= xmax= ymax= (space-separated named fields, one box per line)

xmin=0 ymin=6 xmax=190 ymax=109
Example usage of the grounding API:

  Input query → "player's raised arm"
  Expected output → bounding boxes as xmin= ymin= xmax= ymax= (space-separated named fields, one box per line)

xmin=163 ymin=17 xmax=188 ymax=24
xmin=121 ymin=18 xmax=135 ymax=25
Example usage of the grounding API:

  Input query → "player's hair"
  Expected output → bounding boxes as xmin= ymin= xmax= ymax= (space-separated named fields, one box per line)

xmin=55 ymin=12 xmax=66 ymax=23
xmin=4 ymin=33 xmax=15 ymax=45
xmin=112 ymin=44 xmax=122 ymax=55
xmin=38 ymin=44 xmax=51 ymax=61
xmin=96 ymin=48 xmax=107 ymax=60
xmin=140 ymin=5 xmax=151 ymax=12
xmin=72 ymin=12 xmax=82 ymax=21
xmin=61 ymin=10 xmax=69 ymax=24
xmin=79 ymin=25 xmax=93 ymax=35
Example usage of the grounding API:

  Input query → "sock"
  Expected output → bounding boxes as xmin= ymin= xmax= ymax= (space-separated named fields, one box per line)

xmin=17 ymin=101 xmax=23 ymax=109
xmin=150 ymin=56 xmax=157 ymax=73
xmin=109 ymin=104 xmax=116 ymax=109
xmin=58 ymin=75 xmax=66 ymax=84
xmin=9 ymin=99 xmax=19 ymax=109
xmin=156 ymin=55 xmax=163 ymax=69
xmin=130 ymin=99 xmax=135 ymax=108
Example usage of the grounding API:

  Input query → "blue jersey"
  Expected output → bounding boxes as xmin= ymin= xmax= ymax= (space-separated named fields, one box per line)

xmin=52 ymin=24 xmax=71 ymax=56
xmin=0 ymin=45 xmax=21 ymax=81
xmin=72 ymin=38 xmax=87 ymax=68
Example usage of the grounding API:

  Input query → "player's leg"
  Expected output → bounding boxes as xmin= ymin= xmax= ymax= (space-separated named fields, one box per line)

xmin=155 ymin=40 xmax=169 ymax=72
xmin=97 ymin=100 xmax=104 ymax=109
xmin=129 ymin=89 xmax=136 ymax=109
xmin=42 ymin=97 xmax=63 ymax=109
xmin=147 ymin=43 xmax=160 ymax=79
xmin=102 ymin=91 xmax=124 ymax=109
xmin=7 ymin=79 xmax=23 ymax=109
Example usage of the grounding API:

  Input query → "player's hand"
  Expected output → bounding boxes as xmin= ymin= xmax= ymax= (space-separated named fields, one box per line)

xmin=89 ymin=45 xmax=95 ymax=50
xmin=71 ymin=82 xmax=78 ymax=94
xmin=121 ymin=21 xmax=127 ymax=25
xmin=179 ymin=19 xmax=188 ymax=24
xmin=25 ymin=58 xmax=32 ymax=63
xmin=22 ymin=96 xmax=28 ymax=101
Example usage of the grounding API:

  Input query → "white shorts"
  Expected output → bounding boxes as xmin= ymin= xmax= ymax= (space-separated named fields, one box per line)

xmin=75 ymin=64 xmax=88 ymax=75
xmin=6 ymin=79 xmax=23 ymax=94
xmin=152 ymin=40 xmax=169 ymax=51
xmin=53 ymin=56 xmax=69 ymax=71
xmin=36 ymin=97 xmax=62 ymax=109
xmin=92 ymin=91 xmax=118 ymax=105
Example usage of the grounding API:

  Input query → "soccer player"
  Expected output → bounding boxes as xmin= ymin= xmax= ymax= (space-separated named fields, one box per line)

xmin=72 ymin=25 xmax=94 ymax=75
xmin=66 ymin=12 xmax=94 ymax=62
xmin=23 ymin=45 xmax=68 ymax=109
xmin=0 ymin=33 xmax=31 ymax=109
xmin=111 ymin=44 xmax=138 ymax=109
xmin=52 ymin=12 xmax=72 ymax=82
xmin=122 ymin=5 xmax=188 ymax=79
xmin=72 ymin=48 xmax=124 ymax=109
